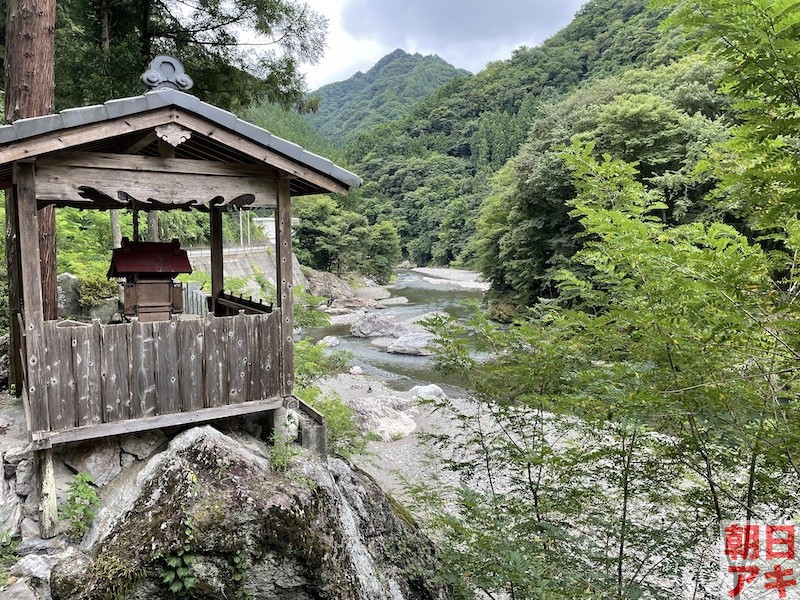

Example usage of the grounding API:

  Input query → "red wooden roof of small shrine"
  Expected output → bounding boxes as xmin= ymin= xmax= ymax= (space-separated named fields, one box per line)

xmin=108 ymin=239 xmax=192 ymax=277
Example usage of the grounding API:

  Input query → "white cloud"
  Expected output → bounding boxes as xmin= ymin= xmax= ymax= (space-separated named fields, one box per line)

xmin=300 ymin=0 xmax=588 ymax=90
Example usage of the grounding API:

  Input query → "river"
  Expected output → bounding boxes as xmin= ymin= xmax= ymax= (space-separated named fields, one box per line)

xmin=303 ymin=268 xmax=486 ymax=397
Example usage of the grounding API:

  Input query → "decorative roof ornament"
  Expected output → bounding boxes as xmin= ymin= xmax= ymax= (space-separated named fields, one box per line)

xmin=141 ymin=56 xmax=194 ymax=92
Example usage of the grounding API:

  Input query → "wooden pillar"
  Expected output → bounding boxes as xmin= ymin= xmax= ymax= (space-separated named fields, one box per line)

xmin=210 ymin=208 xmax=224 ymax=313
xmin=5 ymin=187 xmax=23 ymax=395
xmin=14 ymin=163 xmax=57 ymax=538
xmin=276 ymin=177 xmax=294 ymax=397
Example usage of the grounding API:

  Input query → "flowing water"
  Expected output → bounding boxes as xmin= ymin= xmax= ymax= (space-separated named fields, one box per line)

xmin=303 ymin=269 xmax=485 ymax=396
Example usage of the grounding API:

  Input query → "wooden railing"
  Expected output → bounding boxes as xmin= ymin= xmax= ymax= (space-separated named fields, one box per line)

xmin=24 ymin=311 xmax=282 ymax=442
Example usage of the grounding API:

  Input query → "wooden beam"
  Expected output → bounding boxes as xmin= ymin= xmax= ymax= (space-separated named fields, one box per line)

xmin=34 ymin=162 xmax=278 ymax=208
xmin=276 ymin=177 xmax=294 ymax=396
xmin=210 ymin=208 xmax=224 ymax=309
xmin=31 ymin=397 xmax=284 ymax=447
xmin=0 ymin=108 xmax=174 ymax=169
xmin=175 ymin=113 xmax=349 ymax=195
xmin=118 ymin=131 xmax=157 ymax=154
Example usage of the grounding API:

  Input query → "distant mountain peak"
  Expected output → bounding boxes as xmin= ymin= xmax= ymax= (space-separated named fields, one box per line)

xmin=306 ymin=50 xmax=470 ymax=146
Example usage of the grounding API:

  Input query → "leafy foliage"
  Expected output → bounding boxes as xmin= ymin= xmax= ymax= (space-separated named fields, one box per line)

xmin=61 ymin=473 xmax=101 ymax=541
xmin=292 ymin=195 xmax=401 ymax=281
xmin=343 ymin=0 xmax=673 ymax=266
xmin=50 ymin=0 xmax=327 ymax=111
xmin=473 ymin=57 xmax=730 ymax=306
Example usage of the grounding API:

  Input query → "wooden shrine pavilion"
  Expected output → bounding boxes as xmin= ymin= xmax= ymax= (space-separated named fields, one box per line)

xmin=0 ymin=56 xmax=361 ymax=534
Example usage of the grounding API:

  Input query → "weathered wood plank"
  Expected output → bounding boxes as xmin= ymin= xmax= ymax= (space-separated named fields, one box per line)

xmin=57 ymin=326 xmax=77 ymax=430
xmin=14 ymin=163 xmax=48 ymax=432
xmin=41 ymin=322 xmax=64 ymax=431
xmin=179 ymin=318 xmax=205 ymax=411
xmin=227 ymin=311 xmax=249 ymax=404
xmin=35 ymin=163 xmax=278 ymax=208
xmin=101 ymin=324 xmax=130 ymax=422
xmin=276 ymin=178 xmax=294 ymax=397
xmin=204 ymin=315 xmax=227 ymax=407
xmin=248 ymin=315 xmax=262 ymax=402
xmin=0 ymin=109 xmax=174 ymax=184
xmin=130 ymin=319 xmax=157 ymax=418
xmin=38 ymin=152 xmax=281 ymax=178
xmin=260 ymin=311 xmax=281 ymax=399
xmin=154 ymin=319 xmax=180 ymax=414
xmin=73 ymin=321 xmax=102 ymax=427
xmin=33 ymin=397 xmax=284 ymax=446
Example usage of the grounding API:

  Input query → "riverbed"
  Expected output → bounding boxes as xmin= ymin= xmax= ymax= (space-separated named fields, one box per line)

xmin=303 ymin=268 xmax=487 ymax=497
xmin=304 ymin=268 xmax=486 ymax=396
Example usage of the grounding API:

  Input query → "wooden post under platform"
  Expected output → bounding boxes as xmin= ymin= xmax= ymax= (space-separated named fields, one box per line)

xmin=276 ymin=177 xmax=294 ymax=398
xmin=14 ymin=162 xmax=58 ymax=538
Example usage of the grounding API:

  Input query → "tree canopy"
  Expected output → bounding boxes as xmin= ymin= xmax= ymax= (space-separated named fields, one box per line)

xmin=23 ymin=0 xmax=328 ymax=111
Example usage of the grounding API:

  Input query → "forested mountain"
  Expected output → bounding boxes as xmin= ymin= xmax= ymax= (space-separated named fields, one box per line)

xmin=342 ymin=0 xmax=676 ymax=268
xmin=305 ymin=49 xmax=470 ymax=146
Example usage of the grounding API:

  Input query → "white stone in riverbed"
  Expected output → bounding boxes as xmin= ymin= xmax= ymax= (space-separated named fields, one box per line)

xmin=346 ymin=396 xmax=416 ymax=441
xmin=317 ymin=336 xmax=341 ymax=348
xmin=354 ymin=287 xmax=392 ymax=301
xmin=407 ymin=384 xmax=447 ymax=401
xmin=387 ymin=333 xmax=435 ymax=356
xmin=349 ymin=366 xmax=364 ymax=375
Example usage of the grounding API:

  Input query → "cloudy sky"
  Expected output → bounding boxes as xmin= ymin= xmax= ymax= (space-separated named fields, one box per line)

xmin=300 ymin=0 xmax=589 ymax=90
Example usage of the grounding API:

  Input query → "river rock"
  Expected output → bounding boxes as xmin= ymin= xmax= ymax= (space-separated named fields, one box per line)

xmin=349 ymin=366 xmax=364 ymax=375
xmin=305 ymin=268 xmax=355 ymax=299
xmin=346 ymin=397 xmax=417 ymax=441
xmin=317 ymin=335 xmax=341 ymax=348
xmin=408 ymin=384 xmax=447 ymax=401
xmin=354 ymin=287 xmax=392 ymax=301
xmin=351 ymin=314 xmax=407 ymax=338
xmin=53 ymin=426 xmax=446 ymax=599
xmin=370 ymin=337 xmax=395 ymax=350
xmin=387 ymin=333 xmax=435 ymax=356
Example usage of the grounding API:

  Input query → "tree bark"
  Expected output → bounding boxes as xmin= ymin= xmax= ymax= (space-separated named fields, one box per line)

xmin=5 ymin=0 xmax=58 ymax=391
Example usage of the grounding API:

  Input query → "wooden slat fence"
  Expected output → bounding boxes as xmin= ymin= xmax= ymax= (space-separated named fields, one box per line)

xmin=28 ymin=311 xmax=281 ymax=434
xmin=182 ymin=282 xmax=210 ymax=317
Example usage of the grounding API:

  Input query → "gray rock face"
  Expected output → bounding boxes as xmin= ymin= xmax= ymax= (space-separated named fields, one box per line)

xmin=120 ymin=431 xmax=166 ymax=460
xmin=51 ymin=426 xmax=446 ymax=600
xmin=3 ymin=580 xmax=39 ymax=600
xmin=0 ymin=477 xmax=21 ymax=534
xmin=354 ymin=287 xmax=391 ymax=301
xmin=60 ymin=438 xmax=121 ymax=487
xmin=57 ymin=273 xmax=81 ymax=319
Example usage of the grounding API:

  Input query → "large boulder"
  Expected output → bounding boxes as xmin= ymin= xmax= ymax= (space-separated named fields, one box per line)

xmin=51 ymin=426 xmax=447 ymax=600
xmin=305 ymin=268 xmax=355 ymax=299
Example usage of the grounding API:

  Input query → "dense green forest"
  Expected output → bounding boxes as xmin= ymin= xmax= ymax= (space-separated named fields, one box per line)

xmin=305 ymin=49 xmax=470 ymax=146
xmin=384 ymin=0 xmax=800 ymax=597
xmin=339 ymin=0 xmax=677 ymax=269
